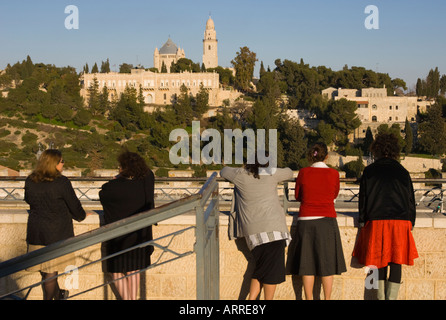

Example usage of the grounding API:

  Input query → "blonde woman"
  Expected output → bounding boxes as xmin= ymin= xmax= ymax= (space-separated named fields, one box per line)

xmin=25 ymin=149 xmax=86 ymax=300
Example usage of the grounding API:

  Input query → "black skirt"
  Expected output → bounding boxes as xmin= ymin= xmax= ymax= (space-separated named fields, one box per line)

xmin=251 ymin=239 xmax=286 ymax=285
xmin=102 ymin=227 xmax=154 ymax=273
xmin=286 ymin=217 xmax=346 ymax=277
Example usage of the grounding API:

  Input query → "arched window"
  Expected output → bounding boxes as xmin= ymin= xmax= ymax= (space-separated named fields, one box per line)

xmin=372 ymin=116 xmax=377 ymax=122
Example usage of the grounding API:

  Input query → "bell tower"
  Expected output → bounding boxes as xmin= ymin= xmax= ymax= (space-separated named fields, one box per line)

xmin=202 ymin=16 xmax=218 ymax=69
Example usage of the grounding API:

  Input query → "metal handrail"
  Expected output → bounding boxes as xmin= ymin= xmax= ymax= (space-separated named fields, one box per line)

xmin=0 ymin=172 xmax=220 ymax=300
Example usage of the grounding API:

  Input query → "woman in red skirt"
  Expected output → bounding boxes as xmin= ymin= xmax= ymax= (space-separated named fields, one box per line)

xmin=352 ymin=133 xmax=418 ymax=300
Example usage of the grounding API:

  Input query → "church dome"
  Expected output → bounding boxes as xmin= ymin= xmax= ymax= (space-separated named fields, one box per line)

xmin=206 ymin=17 xmax=215 ymax=30
xmin=159 ymin=38 xmax=178 ymax=55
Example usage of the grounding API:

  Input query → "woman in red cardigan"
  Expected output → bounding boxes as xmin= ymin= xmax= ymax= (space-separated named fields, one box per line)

xmin=287 ymin=143 xmax=346 ymax=300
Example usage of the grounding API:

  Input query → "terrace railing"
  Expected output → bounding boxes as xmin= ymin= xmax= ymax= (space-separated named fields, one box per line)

xmin=0 ymin=173 xmax=220 ymax=300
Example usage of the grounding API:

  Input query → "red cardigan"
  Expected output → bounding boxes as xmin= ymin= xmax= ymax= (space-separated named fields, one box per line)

xmin=294 ymin=166 xmax=340 ymax=218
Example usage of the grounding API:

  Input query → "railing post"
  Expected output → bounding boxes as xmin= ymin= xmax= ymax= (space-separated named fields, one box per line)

xmin=209 ymin=184 xmax=219 ymax=300
xmin=195 ymin=203 xmax=206 ymax=299
xmin=195 ymin=173 xmax=219 ymax=300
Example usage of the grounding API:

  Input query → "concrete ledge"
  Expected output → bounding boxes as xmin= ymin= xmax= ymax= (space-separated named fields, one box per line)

xmin=1 ymin=206 xmax=445 ymax=300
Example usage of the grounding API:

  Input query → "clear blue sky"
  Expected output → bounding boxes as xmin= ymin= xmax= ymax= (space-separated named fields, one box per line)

xmin=1 ymin=0 xmax=445 ymax=89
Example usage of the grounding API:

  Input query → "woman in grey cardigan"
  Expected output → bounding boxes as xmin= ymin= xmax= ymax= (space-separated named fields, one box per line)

xmin=220 ymin=162 xmax=293 ymax=300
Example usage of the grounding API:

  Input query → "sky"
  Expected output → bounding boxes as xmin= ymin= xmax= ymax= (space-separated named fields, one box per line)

xmin=0 ymin=0 xmax=445 ymax=89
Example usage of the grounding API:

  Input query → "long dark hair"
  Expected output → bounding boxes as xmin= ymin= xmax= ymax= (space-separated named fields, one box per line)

xmin=244 ymin=154 xmax=269 ymax=179
xmin=117 ymin=151 xmax=150 ymax=179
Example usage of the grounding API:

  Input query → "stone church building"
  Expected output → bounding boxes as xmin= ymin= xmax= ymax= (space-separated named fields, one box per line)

xmin=80 ymin=16 xmax=240 ymax=111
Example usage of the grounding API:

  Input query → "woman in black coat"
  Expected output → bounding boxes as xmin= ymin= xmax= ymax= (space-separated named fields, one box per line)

xmin=99 ymin=151 xmax=155 ymax=300
xmin=25 ymin=149 xmax=86 ymax=300
xmin=352 ymin=133 xmax=418 ymax=300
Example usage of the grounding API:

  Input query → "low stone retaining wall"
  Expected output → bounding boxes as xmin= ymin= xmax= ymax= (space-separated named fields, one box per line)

xmin=0 ymin=204 xmax=445 ymax=300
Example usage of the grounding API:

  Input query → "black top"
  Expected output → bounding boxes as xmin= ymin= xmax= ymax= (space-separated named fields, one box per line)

xmin=99 ymin=171 xmax=155 ymax=273
xmin=25 ymin=175 xmax=86 ymax=245
xmin=358 ymin=158 xmax=416 ymax=227
xmin=99 ymin=171 xmax=155 ymax=225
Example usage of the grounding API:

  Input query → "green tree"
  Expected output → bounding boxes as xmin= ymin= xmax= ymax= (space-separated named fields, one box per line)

xmin=418 ymin=103 xmax=446 ymax=155
xmin=119 ymin=63 xmax=133 ymax=73
xmin=418 ymin=67 xmax=441 ymax=98
xmin=343 ymin=154 xmax=365 ymax=178
xmin=277 ymin=114 xmax=307 ymax=169
xmin=316 ymin=120 xmax=337 ymax=147
xmin=73 ymin=109 xmax=92 ymax=127
xmin=161 ymin=62 xmax=168 ymax=73
xmin=248 ymin=95 xmax=279 ymax=132
xmin=259 ymin=61 xmax=266 ymax=77
xmin=416 ymin=78 xmax=424 ymax=97
xmin=206 ymin=66 xmax=234 ymax=87
xmin=56 ymin=104 xmax=73 ymax=122
xmin=41 ymin=103 xmax=57 ymax=119
xmin=150 ymin=106 xmax=179 ymax=148
xmin=91 ymin=63 xmax=99 ymax=73
xmin=98 ymin=85 xmax=110 ymax=115
xmin=87 ymin=77 xmax=101 ymax=115
xmin=194 ymin=83 xmax=209 ymax=118
xmin=404 ymin=118 xmax=413 ymax=155
xmin=174 ymin=84 xmax=193 ymax=124
xmin=170 ymin=58 xmax=201 ymax=73
xmin=440 ymin=75 xmax=446 ymax=96
xmin=231 ymin=46 xmax=257 ymax=92
xmin=121 ymin=86 xmax=150 ymax=130
xmin=392 ymin=78 xmax=407 ymax=91
xmin=100 ymin=58 xmax=110 ymax=73
xmin=426 ymin=67 xmax=441 ymax=99
xmin=273 ymin=59 xmax=323 ymax=109
xmin=362 ymin=126 xmax=374 ymax=156
xmin=325 ymin=98 xmax=361 ymax=148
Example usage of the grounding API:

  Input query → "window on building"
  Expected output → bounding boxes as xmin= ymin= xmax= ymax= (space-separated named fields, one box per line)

xmin=372 ymin=104 xmax=377 ymax=110
xmin=372 ymin=116 xmax=377 ymax=122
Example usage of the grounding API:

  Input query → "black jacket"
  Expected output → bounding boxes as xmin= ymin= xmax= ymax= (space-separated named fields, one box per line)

xmin=25 ymin=175 xmax=86 ymax=245
xmin=358 ymin=158 xmax=416 ymax=227
xmin=99 ymin=172 xmax=155 ymax=273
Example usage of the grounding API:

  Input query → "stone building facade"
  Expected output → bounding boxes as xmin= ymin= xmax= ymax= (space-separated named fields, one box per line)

xmin=153 ymin=38 xmax=185 ymax=73
xmin=81 ymin=68 xmax=221 ymax=107
xmin=80 ymin=16 xmax=240 ymax=110
xmin=202 ymin=16 xmax=218 ymax=69
xmin=321 ymin=87 xmax=434 ymax=141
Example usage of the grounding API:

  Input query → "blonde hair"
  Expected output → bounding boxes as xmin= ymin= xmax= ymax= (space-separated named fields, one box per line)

xmin=29 ymin=149 xmax=62 ymax=182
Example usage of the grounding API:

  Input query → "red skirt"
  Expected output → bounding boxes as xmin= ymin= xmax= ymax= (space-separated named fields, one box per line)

xmin=352 ymin=220 xmax=418 ymax=269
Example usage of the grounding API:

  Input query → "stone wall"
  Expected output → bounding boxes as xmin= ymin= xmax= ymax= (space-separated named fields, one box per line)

xmin=327 ymin=154 xmax=443 ymax=173
xmin=1 ymin=206 xmax=445 ymax=300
